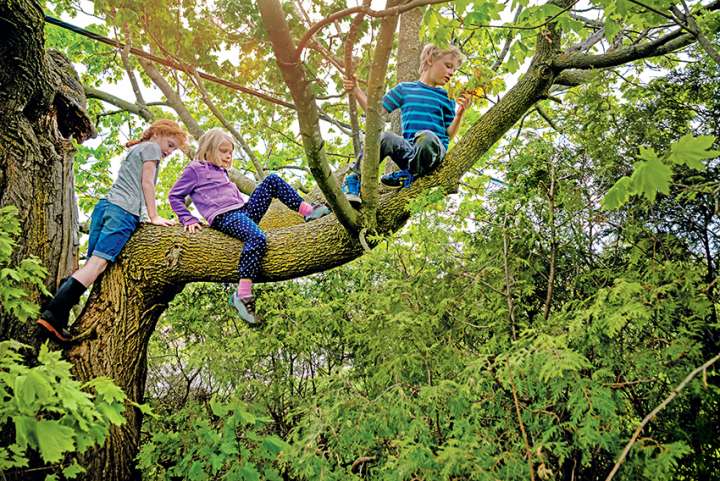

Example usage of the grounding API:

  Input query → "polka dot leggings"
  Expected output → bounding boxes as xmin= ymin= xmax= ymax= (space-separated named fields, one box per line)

xmin=212 ymin=174 xmax=304 ymax=280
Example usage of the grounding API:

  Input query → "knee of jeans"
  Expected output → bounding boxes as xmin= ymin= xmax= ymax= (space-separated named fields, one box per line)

xmin=380 ymin=131 xmax=403 ymax=149
xmin=266 ymin=173 xmax=281 ymax=184
xmin=414 ymin=130 xmax=440 ymax=148
xmin=247 ymin=232 xmax=267 ymax=251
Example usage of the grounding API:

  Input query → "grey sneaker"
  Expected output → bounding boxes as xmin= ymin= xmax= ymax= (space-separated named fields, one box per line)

xmin=229 ymin=292 xmax=260 ymax=326
xmin=304 ymin=204 xmax=331 ymax=222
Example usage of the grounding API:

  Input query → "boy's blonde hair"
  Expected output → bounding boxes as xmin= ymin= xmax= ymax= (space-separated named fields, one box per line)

xmin=196 ymin=128 xmax=235 ymax=166
xmin=418 ymin=44 xmax=465 ymax=74
xmin=125 ymin=119 xmax=189 ymax=150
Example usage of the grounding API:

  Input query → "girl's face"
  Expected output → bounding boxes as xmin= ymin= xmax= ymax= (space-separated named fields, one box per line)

xmin=155 ymin=135 xmax=181 ymax=158
xmin=426 ymin=53 xmax=460 ymax=86
xmin=217 ymin=140 xmax=234 ymax=169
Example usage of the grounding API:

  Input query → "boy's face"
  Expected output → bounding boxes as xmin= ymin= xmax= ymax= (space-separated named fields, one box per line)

xmin=427 ymin=54 xmax=460 ymax=86
xmin=157 ymin=135 xmax=180 ymax=158
xmin=217 ymin=140 xmax=234 ymax=169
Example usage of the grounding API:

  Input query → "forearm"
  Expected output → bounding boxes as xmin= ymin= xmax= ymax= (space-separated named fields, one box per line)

xmin=168 ymin=193 xmax=199 ymax=226
xmin=142 ymin=180 xmax=159 ymax=220
xmin=354 ymin=86 xmax=368 ymax=111
xmin=447 ymin=110 xmax=466 ymax=139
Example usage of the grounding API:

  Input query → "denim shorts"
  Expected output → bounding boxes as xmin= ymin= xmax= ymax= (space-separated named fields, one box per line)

xmin=87 ymin=199 xmax=140 ymax=262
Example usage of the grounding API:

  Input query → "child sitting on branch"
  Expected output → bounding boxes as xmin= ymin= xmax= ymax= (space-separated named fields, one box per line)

xmin=342 ymin=44 xmax=472 ymax=204
xmin=169 ymin=128 xmax=331 ymax=326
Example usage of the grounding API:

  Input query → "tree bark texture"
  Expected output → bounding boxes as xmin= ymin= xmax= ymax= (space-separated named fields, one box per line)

xmin=0 ymin=0 xmax=93 ymax=348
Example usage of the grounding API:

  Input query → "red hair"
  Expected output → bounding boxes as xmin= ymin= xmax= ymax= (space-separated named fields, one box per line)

xmin=125 ymin=119 xmax=189 ymax=150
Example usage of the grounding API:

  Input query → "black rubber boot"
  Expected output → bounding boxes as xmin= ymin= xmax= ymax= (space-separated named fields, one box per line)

xmin=37 ymin=277 xmax=87 ymax=342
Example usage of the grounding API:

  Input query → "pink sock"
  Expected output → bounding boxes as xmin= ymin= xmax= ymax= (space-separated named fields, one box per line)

xmin=298 ymin=201 xmax=313 ymax=217
xmin=237 ymin=279 xmax=252 ymax=299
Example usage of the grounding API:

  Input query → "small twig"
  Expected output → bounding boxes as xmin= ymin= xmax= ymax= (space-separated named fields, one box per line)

xmin=508 ymin=362 xmax=536 ymax=481
xmin=604 ymin=352 xmax=720 ymax=481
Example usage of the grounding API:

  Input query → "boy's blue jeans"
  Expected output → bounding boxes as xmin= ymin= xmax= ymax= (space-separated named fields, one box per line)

xmin=351 ymin=130 xmax=446 ymax=177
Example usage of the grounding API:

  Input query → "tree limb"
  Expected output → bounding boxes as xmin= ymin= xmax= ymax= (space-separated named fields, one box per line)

xmin=293 ymin=0 xmax=451 ymax=63
xmin=344 ymin=0 xmax=371 ymax=160
xmin=84 ymin=86 xmax=161 ymax=118
xmin=604 ymin=352 xmax=720 ymax=481
xmin=360 ymin=0 xmax=399 ymax=230
xmin=258 ymin=0 xmax=360 ymax=233
xmin=119 ymin=22 xmax=153 ymax=122
xmin=138 ymin=57 xmax=204 ymax=139
xmin=554 ymin=0 xmax=720 ymax=70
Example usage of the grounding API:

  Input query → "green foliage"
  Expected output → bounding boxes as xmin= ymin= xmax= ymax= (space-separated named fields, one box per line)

xmin=137 ymin=57 xmax=720 ymax=481
xmin=0 ymin=341 xmax=127 ymax=479
xmin=602 ymin=133 xmax=718 ymax=209
xmin=0 ymin=206 xmax=50 ymax=322
xmin=137 ymin=397 xmax=289 ymax=481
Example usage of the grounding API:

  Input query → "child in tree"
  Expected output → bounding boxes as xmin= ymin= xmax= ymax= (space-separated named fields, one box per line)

xmin=169 ymin=128 xmax=330 ymax=326
xmin=342 ymin=44 xmax=471 ymax=203
xmin=37 ymin=119 xmax=188 ymax=341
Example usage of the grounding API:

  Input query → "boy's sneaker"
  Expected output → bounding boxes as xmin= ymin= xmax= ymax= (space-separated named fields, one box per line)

xmin=304 ymin=204 xmax=331 ymax=222
xmin=341 ymin=172 xmax=362 ymax=206
xmin=229 ymin=292 xmax=261 ymax=327
xmin=381 ymin=169 xmax=414 ymax=188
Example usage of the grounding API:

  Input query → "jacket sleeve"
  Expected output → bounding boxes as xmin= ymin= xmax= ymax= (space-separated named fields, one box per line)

xmin=168 ymin=165 xmax=200 ymax=226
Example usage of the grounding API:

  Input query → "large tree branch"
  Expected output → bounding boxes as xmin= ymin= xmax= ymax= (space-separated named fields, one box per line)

xmin=360 ymin=1 xmax=400 ymax=229
xmin=258 ymin=0 xmax=360 ymax=233
xmin=138 ymin=57 xmax=204 ymax=140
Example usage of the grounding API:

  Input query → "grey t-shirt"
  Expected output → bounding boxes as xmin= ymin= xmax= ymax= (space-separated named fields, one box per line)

xmin=106 ymin=142 xmax=162 ymax=216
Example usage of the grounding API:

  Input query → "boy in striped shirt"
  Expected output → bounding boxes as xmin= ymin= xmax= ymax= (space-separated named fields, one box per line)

xmin=342 ymin=44 xmax=471 ymax=203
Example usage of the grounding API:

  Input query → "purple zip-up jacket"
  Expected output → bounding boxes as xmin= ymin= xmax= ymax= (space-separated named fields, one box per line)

xmin=169 ymin=161 xmax=245 ymax=226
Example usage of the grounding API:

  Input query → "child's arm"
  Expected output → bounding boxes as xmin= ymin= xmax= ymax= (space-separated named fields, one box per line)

xmin=141 ymin=161 xmax=175 ymax=226
xmin=168 ymin=165 xmax=202 ymax=232
xmin=447 ymin=93 xmax=472 ymax=140
xmin=343 ymin=77 xmax=368 ymax=111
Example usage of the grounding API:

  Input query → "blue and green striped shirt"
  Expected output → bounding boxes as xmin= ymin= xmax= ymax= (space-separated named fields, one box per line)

xmin=382 ymin=81 xmax=456 ymax=150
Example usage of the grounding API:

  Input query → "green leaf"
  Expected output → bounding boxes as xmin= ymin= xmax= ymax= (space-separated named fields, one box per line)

xmin=36 ymin=420 xmax=75 ymax=463
xmin=13 ymin=415 xmax=37 ymax=449
xmin=62 ymin=460 xmax=86 ymax=479
xmin=601 ymin=176 xmax=632 ymax=210
xmin=630 ymin=157 xmax=672 ymax=203
xmin=97 ymin=402 xmax=126 ymax=426
xmin=667 ymin=133 xmax=719 ymax=169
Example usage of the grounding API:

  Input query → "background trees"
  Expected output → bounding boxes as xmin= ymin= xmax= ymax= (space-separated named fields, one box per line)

xmin=1 ymin=0 xmax=719 ymax=479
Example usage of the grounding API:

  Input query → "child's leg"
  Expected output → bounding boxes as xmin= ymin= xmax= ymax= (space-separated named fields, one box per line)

xmin=213 ymin=210 xmax=267 ymax=296
xmin=72 ymin=256 xmax=108 ymax=287
xmin=379 ymin=131 xmax=414 ymax=171
xmin=244 ymin=173 xmax=310 ymax=223
xmin=38 ymin=200 xmax=138 ymax=341
xmin=409 ymin=130 xmax=445 ymax=176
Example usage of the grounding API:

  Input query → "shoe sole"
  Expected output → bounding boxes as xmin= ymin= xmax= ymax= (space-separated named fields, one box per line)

xmin=229 ymin=294 xmax=260 ymax=326
xmin=346 ymin=194 xmax=362 ymax=207
xmin=36 ymin=319 xmax=69 ymax=342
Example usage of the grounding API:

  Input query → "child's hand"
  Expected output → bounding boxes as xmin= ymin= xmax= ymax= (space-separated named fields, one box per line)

xmin=150 ymin=215 xmax=175 ymax=227
xmin=343 ymin=77 xmax=357 ymax=92
xmin=456 ymin=92 xmax=473 ymax=113
xmin=184 ymin=223 xmax=202 ymax=233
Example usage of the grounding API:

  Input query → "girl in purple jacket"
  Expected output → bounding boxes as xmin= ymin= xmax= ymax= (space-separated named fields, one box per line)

xmin=169 ymin=128 xmax=330 ymax=325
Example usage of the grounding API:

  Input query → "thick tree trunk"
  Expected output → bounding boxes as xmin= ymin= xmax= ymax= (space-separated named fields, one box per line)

xmin=0 ymin=0 xmax=93 ymax=348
